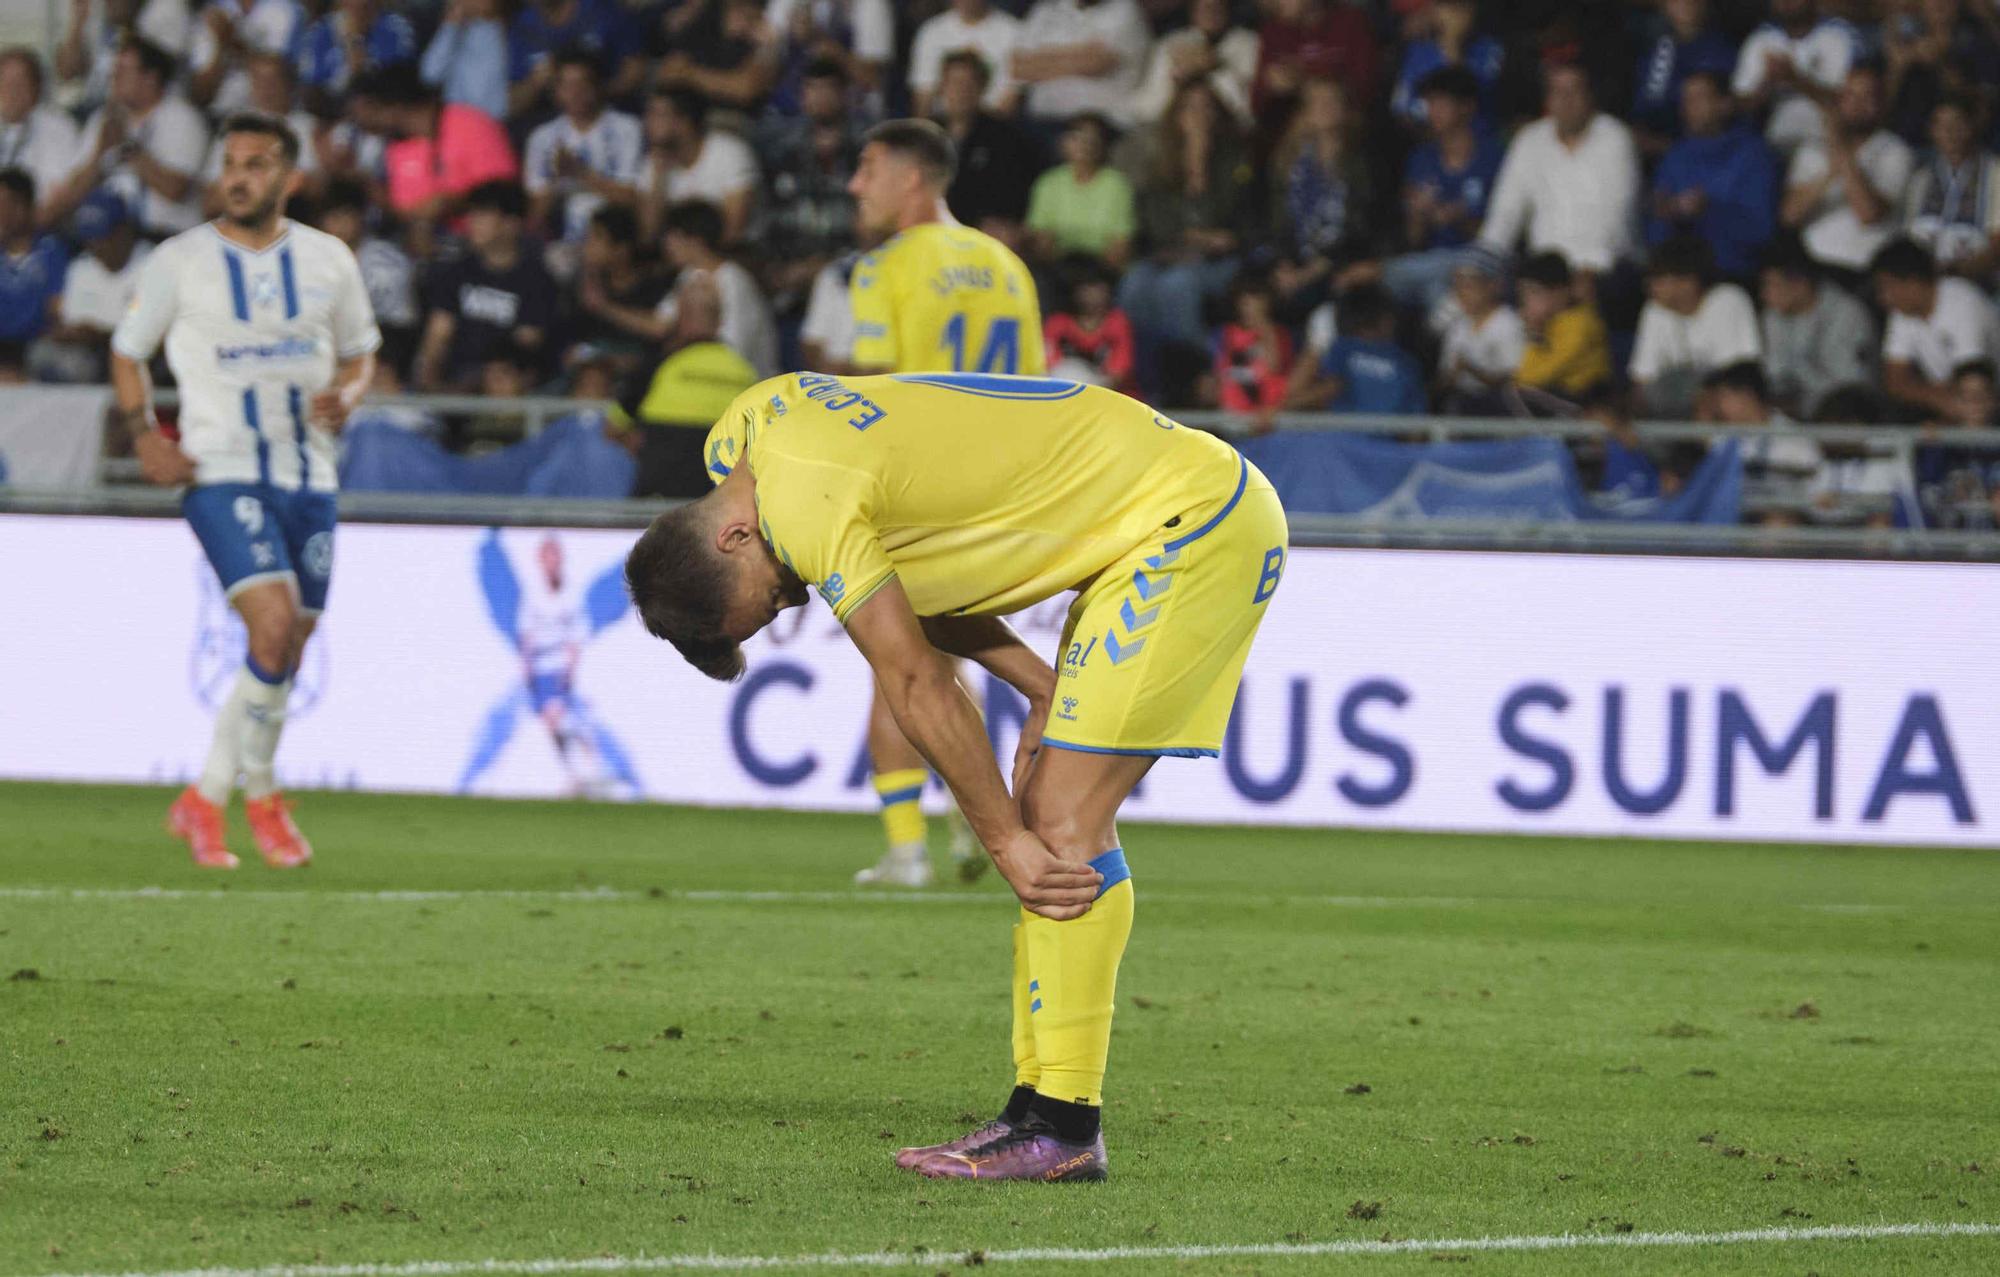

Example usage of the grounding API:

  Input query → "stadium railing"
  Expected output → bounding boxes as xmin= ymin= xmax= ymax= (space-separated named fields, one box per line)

xmin=13 ymin=391 xmax=2000 ymax=563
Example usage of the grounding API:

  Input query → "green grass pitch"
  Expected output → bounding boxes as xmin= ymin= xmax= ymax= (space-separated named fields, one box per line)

xmin=2 ymin=782 xmax=1997 ymax=1275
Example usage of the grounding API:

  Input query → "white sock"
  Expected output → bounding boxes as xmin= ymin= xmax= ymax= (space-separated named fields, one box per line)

xmin=195 ymin=670 xmax=254 ymax=804
xmin=238 ymin=669 xmax=293 ymax=800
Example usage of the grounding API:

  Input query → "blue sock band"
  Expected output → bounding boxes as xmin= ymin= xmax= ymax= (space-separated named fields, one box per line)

xmin=1088 ymin=848 xmax=1130 ymax=898
xmin=245 ymin=654 xmax=288 ymax=686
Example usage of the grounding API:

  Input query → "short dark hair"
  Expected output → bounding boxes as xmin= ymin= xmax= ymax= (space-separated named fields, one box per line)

xmin=1952 ymin=358 xmax=1997 ymax=385
xmin=0 ymin=166 xmax=34 ymax=207
xmin=1416 ymin=64 xmax=1481 ymax=103
xmin=657 ymin=86 xmax=710 ymax=130
xmin=1065 ymin=111 xmax=1116 ymax=151
xmin=1759 ymin=234 xmax=1818 ymax=283
xmin=862 ymin=118 xmax=957 ymax=187
xmin=589 ymin=202 xmax=640 ymax=249
xmin=662 ymin=199 xmax=724 ymax=249
xmin=466 ymin=179 xmax=527 ymax=217
xmin=0 ymin=47 xmax=45 ymax=97
xmin=1870 ymin=236 xmax=1936 ymax=282
xmin=121 ymin=36 xmax=176 ymax=87
xmin=1647 ymin=234 xmax=1712 ymax=283
xmin=553 ymin=47 xmax=602 ymax=82
xmin=219 ymin=112 xmax=301 ymax=167
xmin=353 ymin=64 xmax=433 ymax=107
xmin=1703 ymin=360 xmax=1767 ymax=400
xmin=1516 ymin=250 xmax=1573 ymax=289
xmin=1681 ymin=68 xmax=1728 ymax=97
xmin=1338 ymin=282 xmax=1395 ymax=333
xmin=803 ymin=55 xmax=848 ymax=85
xmin=319 ymin=176 xmax=370 ymax=217
xmin=1933 ymin=91 xmax=1980 ymax=123
xmin=626 ymin=501 xmax=746 ymax=682
xmin=939 ymin=49 xmax=992 ymax=88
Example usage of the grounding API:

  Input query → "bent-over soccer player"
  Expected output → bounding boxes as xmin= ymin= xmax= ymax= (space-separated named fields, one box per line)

xmin=625 ymin=371 xmax=1287 ymax=1182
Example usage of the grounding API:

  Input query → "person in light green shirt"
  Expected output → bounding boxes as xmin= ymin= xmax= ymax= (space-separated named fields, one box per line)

xmin=1026 ymin=113 xmax=1134 ymax=268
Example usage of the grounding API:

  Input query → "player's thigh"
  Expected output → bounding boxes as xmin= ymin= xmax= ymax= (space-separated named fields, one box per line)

xmin=181 ymin=483 xmax=295 ymax=602
xmin=273 ymin=489 xmax=338 ymax=615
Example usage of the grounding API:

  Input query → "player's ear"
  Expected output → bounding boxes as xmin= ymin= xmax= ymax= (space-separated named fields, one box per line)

xmin=714 ymin=515 xmax=757 ymax=556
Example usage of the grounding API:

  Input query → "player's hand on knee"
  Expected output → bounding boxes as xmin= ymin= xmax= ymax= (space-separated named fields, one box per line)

xmin=994 ymin=829 xmax=1101 ymax=921
xmin=135 ymin=429 xmax=196 ymax=486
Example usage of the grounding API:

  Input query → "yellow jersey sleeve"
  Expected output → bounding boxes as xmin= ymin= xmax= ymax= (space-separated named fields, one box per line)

xmin=755 ymin=446 xmax=898 ymax=625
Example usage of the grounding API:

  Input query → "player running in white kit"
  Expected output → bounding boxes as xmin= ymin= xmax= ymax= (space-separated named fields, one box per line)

xmin=110 ymin=112 xmax=380 ymax=869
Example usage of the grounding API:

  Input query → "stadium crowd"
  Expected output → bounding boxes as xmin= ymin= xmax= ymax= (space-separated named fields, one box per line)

xmin=2 ymin=0 xmax=1999 ymax=526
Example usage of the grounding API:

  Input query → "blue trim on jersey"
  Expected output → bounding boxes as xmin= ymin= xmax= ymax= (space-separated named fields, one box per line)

xmin=240 ymin=387 xmax=271 ymax=485
xmin=223 ymin=248 xmax=249 ymax=322
xmin=1162 ymin=455 xmax=1249 ymax=553
xmin=1040 ymin=737 xmax=1219 ymax=759
xmin=1088 ymin=849 xmax=1130 ymax=898
xmin=891 ymin=373 xmax=1086 ymax=401
xmin=278 ymin=247 xmax=299 ymax=319
xmin=286 ymin=385 xmax=309 ymax=487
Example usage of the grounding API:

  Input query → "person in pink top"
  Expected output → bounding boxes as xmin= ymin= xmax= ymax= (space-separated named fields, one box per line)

xmin=363 ymin=67 xmax=517 ymax=248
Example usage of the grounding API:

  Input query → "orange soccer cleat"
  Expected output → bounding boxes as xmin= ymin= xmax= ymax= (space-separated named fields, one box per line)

xmin=167 ymin=787 xmax=237 ymax=869
xmin=244 ymin=794 xmax=314 ymax=869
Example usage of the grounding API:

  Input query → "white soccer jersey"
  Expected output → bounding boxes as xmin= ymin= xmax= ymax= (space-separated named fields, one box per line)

xmin=111 ymin=219 xmax=381 ymax=494
xmin=523 ymin=109 xmax=644 ymax=242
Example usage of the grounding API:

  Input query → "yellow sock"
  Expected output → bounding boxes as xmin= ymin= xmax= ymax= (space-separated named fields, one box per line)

xmin=1012 ymin=912 xmax=1040 ymax=1089
xmin=1023 ymin=850 xmax=1133 ymax=1107
xmin=872 ymin=768 xmax=929 ymax=848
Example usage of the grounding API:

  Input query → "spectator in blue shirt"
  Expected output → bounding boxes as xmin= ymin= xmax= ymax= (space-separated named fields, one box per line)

xmin=1284 ymin=284 xmax=1426 ymax=416
xmin=1648 ymin=70 xmax=1777 ymax=280
xmin=293 ymin=0 xmax=417 ymax=113
xmin=1356 ymin=66 xmax=1502 ymax=315
xmin=1629 ymin=0 xmax=1737 ymax=155
xmin=508 ymin=0 xmax=644 ymax=118
xmin=1390 ymin=0 xmax=1504 ymax=131
xmin=0 ymin=168 xmax=66 ymax=348
xmin=421 ymin=0 xmax=510 ymax=124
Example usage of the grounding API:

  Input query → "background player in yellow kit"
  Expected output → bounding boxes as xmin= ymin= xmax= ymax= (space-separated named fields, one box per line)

xmin=628 ymin=371 xmax=1287 ymax=1182
xmin=840 ymin=119 xmax=1046 ymax=889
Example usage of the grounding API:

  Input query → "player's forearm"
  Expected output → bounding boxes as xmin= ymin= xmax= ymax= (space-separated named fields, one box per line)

xmin=919 ymin=615 xmax=1057 ymax=706
xmin=331 ymin=352 xmax=374 ymax=411
xmin=879 ymin=656 xmax=1023 ymax=850
xmin=110 ymin=352 xmax=153 ymax=423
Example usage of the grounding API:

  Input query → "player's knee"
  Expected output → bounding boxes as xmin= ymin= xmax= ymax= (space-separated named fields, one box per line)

xmin=1025 ymin=805 xmax=1097 ymax=860
xmin=242 ymin=608 xmax=297 ymax=672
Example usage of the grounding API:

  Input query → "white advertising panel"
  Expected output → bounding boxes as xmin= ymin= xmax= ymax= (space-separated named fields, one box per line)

xmin=1 ymin=514 xmax=1993 ymax=847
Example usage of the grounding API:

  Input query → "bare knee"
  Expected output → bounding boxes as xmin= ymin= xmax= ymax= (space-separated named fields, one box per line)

xmin=237 ymin=594 xmax=299 ymax=675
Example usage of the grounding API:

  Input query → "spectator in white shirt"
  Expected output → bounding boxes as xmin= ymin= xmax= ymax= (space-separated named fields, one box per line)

xmin=1012 ymin=0 xmax=1151 ymax=127
xmin=55 ymin=0 xmax=193 ymax=115
xmin=1873 ymin=235 xmax=2000 ymax=418
xmin=30 ymin=189 xmax=149 ymax=383
xmin=0 ymin=50 xmax=80 ymax=229
xmin=654 ymin=200 xmax=778 ymax=377
xmin=525 ymin=51 xmax=643 ymax=250
xmin=53 ymin=37 xmax=210 ymax=239
xmin=1478 ymin=62 xmax=1640 ymax=290
xmin=1708 ymin=360 xmax=1825 ymax=522
xmin=1781 ymin=65 xmax=1915 ymax=275
xmin=189 ymin=0 xmax=305 ymax=116
xmin=798 ymin=254 xmax=858 ymax=368
xmin=1731 ymin=0 xmax=1858 ymax=154
xmin=1434 ymin=253 xmax=1523 ymax=413
xmin=636 ymin=87 xmax=759 ymax=245
xmin=1130 ymin=0 xmax=1258 ymax=127
xmin=908 ymin=0 xmax=1021 ymax=116
xmin=1628 ymin=235 xmax=1762 ymax=418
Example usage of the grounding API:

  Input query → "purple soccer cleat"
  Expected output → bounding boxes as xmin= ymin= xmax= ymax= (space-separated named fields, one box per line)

xmin=913 ymin=1115 xmax=1108 ymax=1182
xmin=893 ymin=1118 xmax=1015 ymax=1171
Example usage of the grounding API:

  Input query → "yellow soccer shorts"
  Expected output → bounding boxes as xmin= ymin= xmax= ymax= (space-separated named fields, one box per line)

xmin=1043 ymin=456 xmax=1288 ymax=757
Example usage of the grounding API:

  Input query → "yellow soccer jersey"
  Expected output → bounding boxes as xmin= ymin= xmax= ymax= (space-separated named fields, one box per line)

xmin=701 ymin=371 xmax=1251 ymax=624
xmin=849 ymin=222 xmax=1046 ymax=375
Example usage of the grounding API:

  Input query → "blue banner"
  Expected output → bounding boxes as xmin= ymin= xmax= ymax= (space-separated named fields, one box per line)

xmin=1237 ymin=432 xmax=1742 ymax=524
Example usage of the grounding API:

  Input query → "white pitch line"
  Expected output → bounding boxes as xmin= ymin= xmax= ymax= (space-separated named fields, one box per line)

xmin=14 ymin=1221 xmax=1998 ymax=1277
